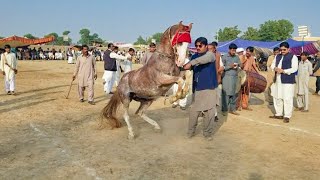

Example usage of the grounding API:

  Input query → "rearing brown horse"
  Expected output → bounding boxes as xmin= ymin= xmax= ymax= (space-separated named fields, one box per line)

xmin=100 ymin=21 xmax=192 ymax=139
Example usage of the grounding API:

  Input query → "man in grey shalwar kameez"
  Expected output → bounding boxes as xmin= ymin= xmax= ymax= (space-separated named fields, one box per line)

xmin=296 ymin=52 xmax=313 ymax=112
xmin=221 ymin=43 xmax=242 ymax=115
xmin=183 ymin=37 xmax=219 ymax=141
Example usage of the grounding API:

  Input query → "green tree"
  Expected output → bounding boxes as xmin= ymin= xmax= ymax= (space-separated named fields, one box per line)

xmin=134 ymin=35 xmax=147 ymax=45
xmin=62 ymin=30 xmax=71 ymax=35
xmin=258 ymin=19 xmax=294 ymax=41
xmin=147 ymin=32 xmax=163 ymax=44
xmin=215 ymin=26 xmax=241 ymax=41
xmin=241 ymin=27 xmax=260 ymax=41
xmin=78 ymin=28 xmax=91 ymax=45
xmin=91 ymin=33 xmax=104 ymax=44
xmin=78 ymin=29 xmax=103 ymax=45
xmin=24 ymin=33 xmax=38 ymax=39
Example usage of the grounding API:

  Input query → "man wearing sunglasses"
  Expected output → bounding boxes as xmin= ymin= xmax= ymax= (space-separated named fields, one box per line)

xmin=221 ymin=43 xmax=242 ymax=116
xmin=270 ymin=42 xmax=298 ymax=123
xmin=183 ymin=37 xmax=218 ymax=141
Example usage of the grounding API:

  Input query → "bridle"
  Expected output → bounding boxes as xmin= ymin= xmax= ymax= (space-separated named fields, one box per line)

xmin=154 ymin=25 xmax=176 ymax=59
xmin=156 ymin=25 xmax=191 ymax=64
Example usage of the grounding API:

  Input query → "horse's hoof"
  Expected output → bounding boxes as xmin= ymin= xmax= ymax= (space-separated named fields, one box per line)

xmin=153 ymin=127 xmax=162 ymax=133
xmin=127 ymin=134 xmax=135 ymax=140
xmin=169 ymin=97 xmax=177 ymax=104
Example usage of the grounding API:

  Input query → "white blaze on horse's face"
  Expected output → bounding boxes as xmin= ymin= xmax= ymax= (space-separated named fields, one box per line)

xmin=175 ymin=42 xmax=189 ymax=67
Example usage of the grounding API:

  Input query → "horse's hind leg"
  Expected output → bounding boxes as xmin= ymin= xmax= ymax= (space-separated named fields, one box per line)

xmin=122 ymin=98 xmax=135 ymax=139
xmin=135 ymin=101 xmax=161 ymax=131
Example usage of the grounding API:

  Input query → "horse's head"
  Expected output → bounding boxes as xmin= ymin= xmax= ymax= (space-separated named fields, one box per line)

xmin=162 ymin=21 xmax=192 ymax=67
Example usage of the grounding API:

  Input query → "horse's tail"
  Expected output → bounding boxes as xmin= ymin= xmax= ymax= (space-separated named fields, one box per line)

xmin=99 ymin=90 xmax=122 ymax=129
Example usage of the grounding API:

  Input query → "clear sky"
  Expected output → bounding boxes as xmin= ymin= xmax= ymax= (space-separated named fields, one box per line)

xmin=1 ymin=0 xmax=319 ymax=43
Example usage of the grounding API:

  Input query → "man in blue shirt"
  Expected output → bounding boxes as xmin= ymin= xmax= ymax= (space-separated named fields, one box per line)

xmin=183 ymin=37 xmax=218 ymax=140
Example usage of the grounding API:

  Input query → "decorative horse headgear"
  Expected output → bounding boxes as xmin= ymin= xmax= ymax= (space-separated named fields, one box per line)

xmin=171 ymin=22 xmax=192 ymax=47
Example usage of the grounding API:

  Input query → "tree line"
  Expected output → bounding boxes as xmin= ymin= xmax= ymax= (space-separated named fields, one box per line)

xmin=1 ymin=19 xmax=295 ymax=46
xmin=215 ymin=19 xmax=294 ymax=42
xmin=133 ymin=19 xmax=295 ymax=44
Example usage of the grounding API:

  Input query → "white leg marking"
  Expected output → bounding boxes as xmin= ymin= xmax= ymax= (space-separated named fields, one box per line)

xmin=141 ymin=114 xmax=161 ymax=129
xmin=123 ymin=109 xmax=135 ymax=139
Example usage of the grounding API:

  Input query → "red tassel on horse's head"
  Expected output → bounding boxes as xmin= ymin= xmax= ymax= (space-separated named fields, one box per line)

xmin=171 ymin=24 xmax=192 ymax=47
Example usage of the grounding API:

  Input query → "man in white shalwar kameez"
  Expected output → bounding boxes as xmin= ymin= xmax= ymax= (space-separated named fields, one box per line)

xmin=102 ymin=44 xmax=128 ymax=94
xmin=270 ymin=42 xmax=298 ymax=123
xmin=1 ymin=45 xmax=18 ymax=95
xmin=296 ymin=52 xmax=313 ymax=112
xmin=123 ymin=48 xmax=135 ymax=73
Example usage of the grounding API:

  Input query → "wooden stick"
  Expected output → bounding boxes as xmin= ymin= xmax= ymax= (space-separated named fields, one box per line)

xmin=65 ymin=79 xmax=74 ymax=99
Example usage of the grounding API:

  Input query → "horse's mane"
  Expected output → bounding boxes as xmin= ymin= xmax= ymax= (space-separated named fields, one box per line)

xmin=159 ymin=24 xmax=179 ymax=46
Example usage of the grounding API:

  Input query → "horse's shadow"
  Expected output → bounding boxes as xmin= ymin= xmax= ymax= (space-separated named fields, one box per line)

xmin=117 ymin=106 xmax=227 ymax=138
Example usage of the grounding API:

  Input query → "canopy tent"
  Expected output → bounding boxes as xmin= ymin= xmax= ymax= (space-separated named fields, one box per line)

xmin=290 ymin=41 xmax=320 ymax=55
xmin=0 ymin=35 xmax=55 ymax=48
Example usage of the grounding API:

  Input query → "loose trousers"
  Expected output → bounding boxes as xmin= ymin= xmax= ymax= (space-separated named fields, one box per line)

xmin=4 ymin=76 xmax=15 ymax=92
xmin=103 ymin=70 xmax=116 ymax=94
xmin=221 ymin=90 xmax=238 ymax=112
xmin=78 ymin=82 xmax=94 ymax=102
xmin=188 ymin=107 xmax=216 ymax=137
xmin=316 ymin=76 xmax=320 ymax=93
xmin=297 ymin=80 xmax=309 ymax=110
xmin=273 ymin=97 xmax=293 ymax=118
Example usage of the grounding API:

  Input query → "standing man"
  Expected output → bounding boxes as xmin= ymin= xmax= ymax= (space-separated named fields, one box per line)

xmin=123 ymin=48 xmax=135 ymax=73
xmin=183 ymin=37 xmax=218 ymax=140
xmin=141 ymin=43 xmax=156 ymax=65
xmin=72 ymin=45 xmax=97 ymax=105
xmin=266 ymin=47 xmax=280 ymax=105
xmin=270 ymin=42 xmax=298 ymax=123
xmin=208 ymin=41 xmax=222 ymax=121
xmin=296 ymin=52 xmax=313 ymax=112
xmin=208 ymin=41 xmax=222 ymax=84
xmin=102 ymin=43 xmax=128 ymax=94
xmin=236 ymin=47 xmax=245 ymax=64
xmin=1 ymin=45 xmax=18 ymax=95
xmin=221 ymin=43 xmax=242 ymax=115
xmin=312 ymin=51 xmax=320 ymax=95
xmin=237 ymin=46 xmax=259 ymax=111
xmin=67 ymin=48 xmax=74 ymax=64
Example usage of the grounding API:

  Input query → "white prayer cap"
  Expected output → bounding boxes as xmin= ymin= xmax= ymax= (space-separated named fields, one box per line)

xmin=236 ymin=48 xmax=244 ymax=53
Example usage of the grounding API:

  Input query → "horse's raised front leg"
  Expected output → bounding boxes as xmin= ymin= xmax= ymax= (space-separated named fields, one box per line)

xmin=181 ymin=70 xmax=192 ymax=98
xmin=169 ymin=77 xmax=184 ymax=104
xmin=158 ymin=74 xmax=181 ymax=85
xmin=135 ymin=101 xmax=161 ymax=131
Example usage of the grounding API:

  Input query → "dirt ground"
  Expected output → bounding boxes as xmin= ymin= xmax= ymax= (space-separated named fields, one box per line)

xmin=0 ymin=60 xmax=319 ymax=180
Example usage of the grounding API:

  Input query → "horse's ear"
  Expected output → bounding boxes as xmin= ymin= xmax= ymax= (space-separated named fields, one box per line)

xmin=178 ymin=21 xmax=183 ymax=30
xmin=188 ymin=23 xmax=193 ymax=31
